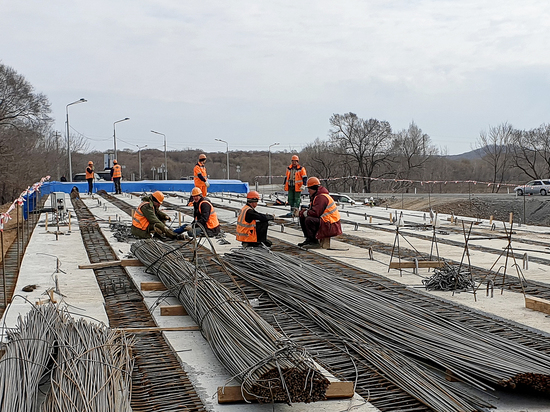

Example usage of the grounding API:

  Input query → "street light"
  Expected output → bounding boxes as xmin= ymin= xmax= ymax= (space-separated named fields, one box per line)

xmin=66 ymin=98 xmax=87 ymax=182
xmin=113 ymin=117 xmax=130 ymax=162
xmin=268 ymin=142 xmax=280 ymax=185
xmin=151 ymin=130 xmax=168 ymax=180
xmin=215 ymin=138 xmax=229 ymax=179
xmin=136 ymin=144 xmax=147 ymax=180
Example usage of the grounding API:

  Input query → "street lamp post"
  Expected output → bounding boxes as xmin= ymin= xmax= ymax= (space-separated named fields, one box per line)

xmin=151 ymin=130 xmax=167 ymax=180
xmin=215 ymin=138 xmax=229 ymax=179
xmin=268 ymin=142 xmax=280 ymax=185
xmin=136 ymin=144 xmax=147 ymax=180
xmin=66 ymin=98 xmax=87 ymax=182
xmin=113 ymin=117 xmax=130 ymax=162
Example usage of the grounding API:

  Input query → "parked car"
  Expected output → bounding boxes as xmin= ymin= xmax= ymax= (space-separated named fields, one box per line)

xmin=329 ymin=193 xmax=356 ymax=205
xmin=514 ymin=180 xmax=550 ymax=196
xmin=73 ymin=170 xmax=111 ymax=182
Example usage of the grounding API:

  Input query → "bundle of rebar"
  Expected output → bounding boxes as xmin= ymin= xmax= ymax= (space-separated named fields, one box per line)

xmin=130 ymin=239 xmax=329 ymax=404
xmin=222 ymin=248 xmax=550 ymax=411
xmin=0 ymin=304 xmax=134 ymax=412
xmin=422 ymin=262 xmax=474 ymax=291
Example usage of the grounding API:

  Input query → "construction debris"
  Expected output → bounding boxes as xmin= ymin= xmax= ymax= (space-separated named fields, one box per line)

xmin=422 ymin=262 xmax=474 ymax=291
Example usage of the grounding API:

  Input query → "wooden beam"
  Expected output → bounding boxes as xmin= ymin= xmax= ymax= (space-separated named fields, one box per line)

xmin=160 ymin=305 xmax=188 ymax=316
xmin=118 ymin=326 xmax=200 ymax=333
xmin=78 ymin=259 xmax=143 ymax=269
xmin=217 ymin=381 xmax=354 ymax=404
xmin=389 ymin=260 xmax=445 ymax=269
xmin=141 ymin=281 xmax=167 ymax=291
xmin=525 ymin=295 xmax=550 ymax=315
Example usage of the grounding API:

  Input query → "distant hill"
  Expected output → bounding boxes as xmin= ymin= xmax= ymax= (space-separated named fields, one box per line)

xmin=445 ymin=146 xmax=499 ymax=161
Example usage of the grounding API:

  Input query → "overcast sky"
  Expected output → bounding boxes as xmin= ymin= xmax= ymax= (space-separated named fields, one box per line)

xmin=2 ymin=0 xmax=550 ymax=156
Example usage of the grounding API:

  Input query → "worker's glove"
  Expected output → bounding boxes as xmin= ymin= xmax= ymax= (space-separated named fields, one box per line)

xmin=303 ymin=210 xmax=308 ymax=217
xmin=176 ymin=233 xmax=188 ymax=240
xmin=267 ymin=214 xmax=275 ymax=221
xmin=205 ymin=181 xmax=210 ymax=188
xmin=163 ymin=216 xmax=171 ymax=222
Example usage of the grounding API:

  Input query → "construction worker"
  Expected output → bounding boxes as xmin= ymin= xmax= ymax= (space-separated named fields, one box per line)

xmin=85 ymin=161 xmax=95 ymax=195
xmin=282 ymin=155 xmax=307 ymax=217
xmin=176 ymin=187 xmax=221 ymax=238
xmin=193 ymin=153 xmax=210 ymax=196
xmin=111 ymin=159 xmax=122 ymax=194
xmin=236 ymin=191 xmax=274 ymax=248
xmin=131 ymin=191 xmax=180 ymax=240
xmin=298 ymin=177 xmax=342 ymax=248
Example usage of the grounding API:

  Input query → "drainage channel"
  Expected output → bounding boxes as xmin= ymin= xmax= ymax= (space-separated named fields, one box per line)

xmin=71 ymin=197 xmax=206 ymax=412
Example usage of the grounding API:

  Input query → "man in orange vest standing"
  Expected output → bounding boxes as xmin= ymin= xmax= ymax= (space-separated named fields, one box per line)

xmin=298 ymin=177 xmax=342 ymax=248
xmin=194 ymin=154 xmax=210 ymax=196
xmin=131 ymin=191 xmax=179 ymax=239
xmin=111 ymin=159 xmax=122 ymax=194
xmin=282 ymin=155 xmax=307 ymax=218
xmin=175 ymin=187 xmax=221 ymax=238
xmin=85 ymin=161 xmax=95 ymax=195
xmin=236 ymin=191 xmax=274 ymax=248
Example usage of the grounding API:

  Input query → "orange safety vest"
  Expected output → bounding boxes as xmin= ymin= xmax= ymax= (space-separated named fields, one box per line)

xmin=319 ymin=194 xmax=340 ymax=224
xmin=194 ymin=163 xmax=207 ymax=187
xmin=112 ymin=164 xmax=122 ymax=178
xmin=284 ymin=165 xmax=307 ymax=191
xmin=132 ymin=201 xmax=150 ymax=230
xmin=198 ymin=199 xmax=219 ymax=229
xmin=236 ymin=205 xmax=257 ymax=242
xmin=85 ymin=167 xmax=94 ymax=179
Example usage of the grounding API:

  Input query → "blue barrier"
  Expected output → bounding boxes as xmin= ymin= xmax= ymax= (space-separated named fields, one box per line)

xmin=41 ymin=180 xmax=249 ymax=195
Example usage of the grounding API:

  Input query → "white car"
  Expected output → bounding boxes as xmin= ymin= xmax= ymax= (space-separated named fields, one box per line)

xmin=329 ymin=193 xmax=356 ymax=205
xmin=514 ymin=180 xmax=550 ymax=196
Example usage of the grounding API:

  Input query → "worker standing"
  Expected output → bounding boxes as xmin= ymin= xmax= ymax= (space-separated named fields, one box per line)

xmin=111 ymin=159 xmax=122 ymax=194
xmin=282 ymin=155 xmax=307 ymax=217
xmin=298 ymin=177 xmax=342 ymax=248
xmin=85 ymin=161 xmax=95 ymax=195
xmin=193 ymin=154 xmax=210 ymax=196
xmin=236 ymin=191 xmax=274 ymax=248
xmin=176 ymin=187 xmax=221 ymax=238
xmin=131 ymin=191 xmax=180 ymax=240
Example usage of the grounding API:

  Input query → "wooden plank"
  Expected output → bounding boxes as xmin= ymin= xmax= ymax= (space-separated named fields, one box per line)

xmin=141 ymin=281 xmax=167 ymax=291
xmin=217 ymin=381 xmax=354 ymax=404
xmin=525 ymin=295 xmax=550 ymax=315
xmin=0 ymin=349 xmax=5 ymax=360
xmin=160 ymin=305 xmax=188 ymax=316
xmin=389 ymin=260 xmax=445 ymax=269
xmin=78 ymin=259 xmax=143 ymax=269
xmin=118 ymin=326 xmax=200 ymax=333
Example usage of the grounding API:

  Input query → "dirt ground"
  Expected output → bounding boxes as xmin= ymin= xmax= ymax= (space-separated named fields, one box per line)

xmin=0 ymin=203 xmax=22 ymax=264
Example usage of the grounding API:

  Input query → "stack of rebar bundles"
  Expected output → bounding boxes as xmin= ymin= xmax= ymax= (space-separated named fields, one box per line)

xmin=131 ymin=239 xmax=329 ymax=404
xmin=221 ymin=248 xmax=550 ymax=412
xmin=422 ymin=262 xmax=474 ymax=291
xmin=0 ymin=304 xmax=134 ymax=412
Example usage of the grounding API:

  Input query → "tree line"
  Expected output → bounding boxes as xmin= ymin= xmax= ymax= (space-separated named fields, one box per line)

xmin=1 ymin=62 xmax=547 ymax=203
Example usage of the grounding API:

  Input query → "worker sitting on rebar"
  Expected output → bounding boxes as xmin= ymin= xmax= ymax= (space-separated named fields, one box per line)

xmin=236 ymin=191 xmax=274 ymax=248
xmin=298 ymin=177 xmax=342 ymax=248
xmin=131 ymin=191 xmax=181 ymax=240
xmin=175 ymin=187 xmax=220 ymax=238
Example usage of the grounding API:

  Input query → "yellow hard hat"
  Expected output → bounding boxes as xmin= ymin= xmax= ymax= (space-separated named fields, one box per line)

xmin=152 ymin=191 xmax=165 ymax=204
xmin=191 ymin=187 xmax=202 ymax=196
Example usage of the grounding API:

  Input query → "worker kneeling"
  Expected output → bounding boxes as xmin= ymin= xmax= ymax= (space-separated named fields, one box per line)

xmin=175 ymin=187 xmax=220 ymax=238
xmin=236 ymin=191 xmax=274 ymax=248
xmin=131 ymin=191 xmax=179 ymax=240
xmin=298 ymin=177 xmax=342 ymax=248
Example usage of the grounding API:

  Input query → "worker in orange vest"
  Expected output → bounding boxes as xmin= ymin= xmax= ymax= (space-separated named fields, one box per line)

xmin=85 ymin=161 xmax=95 ymax=195
xmin=193 ymin=154 xmax=210 ymax=196
xmin=298 ymin=177 xmax=342 ymax=248
xmin=236 ymin=191 xmax=274 ymax=247
xmin=131 ymin=191 xmax=181 ymax=239
xmin=175 ymin=187 xmax=221 ymax=238
xmin=282 ymin=155 xmax=307 ymax=217
xmin=111 ymin=159 xmax=122 ymax=194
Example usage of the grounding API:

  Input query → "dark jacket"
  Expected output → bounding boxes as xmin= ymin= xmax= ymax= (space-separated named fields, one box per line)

xmin=131 ymin=195 xmax=170 ymax=238
xmin=308 ymin=186 xmax=342 ymax=239
xmin=192 ymin=196 xmax=220 ymax=236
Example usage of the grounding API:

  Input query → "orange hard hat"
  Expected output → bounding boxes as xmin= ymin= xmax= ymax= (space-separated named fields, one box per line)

xmin=291 ymin=155 xmax=299 ymax=161
xmin=199 ymin=153 xmax=207 ymax=160
xmin=152 ymin=191 xmax=165 ymax=204
xmin=246 ymin=191 xmax=260 ymax=201
xmin=113 ymin=159 xmax=118 ymax=164
xmin=306 ymin=177 xmax=321 ymax=188
xmin=191 ymin=187 xmax=202 ymax=196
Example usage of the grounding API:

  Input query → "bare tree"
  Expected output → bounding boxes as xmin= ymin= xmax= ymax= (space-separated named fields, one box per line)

xmin=329 ymin=113 xmax=394 ymax=193
xmin=509 ymin=124 xmax=550 ymax=180
xmin=476 ymin=123 xmax=513 ymax=192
